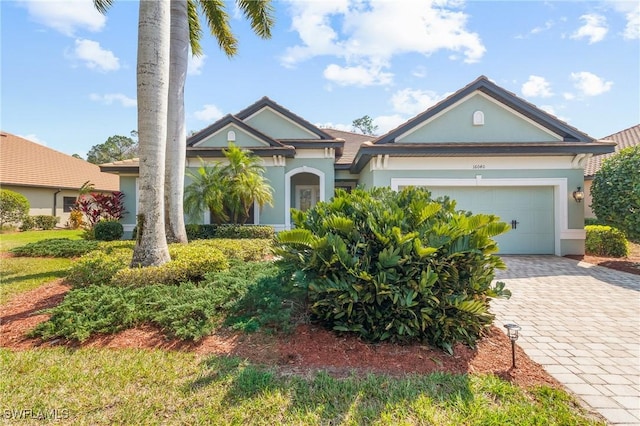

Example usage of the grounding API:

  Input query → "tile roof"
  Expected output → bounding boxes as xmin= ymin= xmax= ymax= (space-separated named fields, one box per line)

xmin=0 ymin=131 xmax=119 ymax=191
xmin=584 ymin=124 xmax=640 ymax=177
xmin=322 ymin=128 xmax=374 ymax=165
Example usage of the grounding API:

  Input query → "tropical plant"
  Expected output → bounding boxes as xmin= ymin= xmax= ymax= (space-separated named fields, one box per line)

xmin=75 ymin=192 xmax=127 ymax=228
xmin=590 ymin=146 xmax=640 ymax=241
xmin=0 ymin=189 xmax=29 ymax=227
xmin=275 ymin=187 xmax=511 ymax=353
xmin=184 ymin=144 xmax=274 ymax=224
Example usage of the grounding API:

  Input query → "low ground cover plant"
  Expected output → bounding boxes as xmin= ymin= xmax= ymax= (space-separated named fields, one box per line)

xmin=276 ymin=187 xmax=511 ymax=353
xmin=9 ymin=238 xmax=99 ymax=258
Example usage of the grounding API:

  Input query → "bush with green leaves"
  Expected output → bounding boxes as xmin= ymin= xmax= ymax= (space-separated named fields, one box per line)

xmin=185 ymin=224 xmax=275 ymax=240
xmin=275 ymin=187 xmax=511 ymax=353
xmin=0 ymin=189 xmax=29 ymax=227
xmin=590 ymin=146 xmax=640 ymax=241
xmin=189 ymin=239 xmax=273 ymax=262
xmin=9 ymin=238 xmax=99 ymax=258
xmin=585 ymin=225 xmax=629 ymax=257
xmin=32 ymin=261 xmax=290 ymax=342
xmin=94 ymin=220 xmax=124 ymax=241
xmin=33 ymin=215 xmax=59 ymax=230
xmin=67 ymin=249 xmax=132 ymax=287
xmin=18 ymin=215 xmax=35 ymax=231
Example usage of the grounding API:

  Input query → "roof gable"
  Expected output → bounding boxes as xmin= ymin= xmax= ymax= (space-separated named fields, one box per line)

xmin=376 ymin=76 xmax=594 ymax=145
xmin=187 ymin=115 xmax=282 ymax=148
xmin=0 ymin=131 xmax=119 ymax=191
xmin=236 ymin=97 xmax=334 ymax=140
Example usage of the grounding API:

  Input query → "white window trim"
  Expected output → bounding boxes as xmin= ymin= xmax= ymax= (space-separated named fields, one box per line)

xmin=391 ymin=177 xmax=580 ymax=256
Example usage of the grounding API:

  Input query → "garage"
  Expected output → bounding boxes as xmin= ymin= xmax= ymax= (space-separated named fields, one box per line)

xmin=427 ymin=186 xmax=555 ymax=254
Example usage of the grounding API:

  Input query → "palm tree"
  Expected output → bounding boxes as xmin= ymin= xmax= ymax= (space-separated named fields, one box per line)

xmin=164 ymin=0 xmax=274 ymax=242
xmin=183 ymin=144 xmax=273 ymax=225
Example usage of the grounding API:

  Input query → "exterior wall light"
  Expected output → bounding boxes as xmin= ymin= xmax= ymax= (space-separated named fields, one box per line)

xmin=572 ymin=186 xmax=585 ymax=203
xmin=503 ymin=323 xmax=521 ymax=369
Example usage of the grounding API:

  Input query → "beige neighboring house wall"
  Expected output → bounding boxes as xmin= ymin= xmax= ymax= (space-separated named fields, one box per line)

xmin=583 ymin=124 xmax=639 ymax=218
xmin=0 ymin=131 xmax=119 ymax=226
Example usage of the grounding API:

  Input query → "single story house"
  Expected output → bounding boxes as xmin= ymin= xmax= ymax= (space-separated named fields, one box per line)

xmin=101 ymin=76 xmax=615 ymax=255
xmin=583 ymin=124 xmax=639 ymax=218
xmin=0 ymin=131 xmax=120 ymax=226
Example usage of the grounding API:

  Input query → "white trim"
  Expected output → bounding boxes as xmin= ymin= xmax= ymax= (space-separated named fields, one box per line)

xmin=390 ymin=177 xmax=576 ymax=256
xmin=244 ymin=107 xmax=320 ymax=139
xmin=284 ymin=166 xmax=326 ymax=229
xmin=294 ymin=149 xmax=329 ymax=158
xmin=384 ymin=156 xmax=573 ymax=171
xmin=191 ymin=123 xmax=271 ymax=147
xmin=253 ymin=200 xmax=260 ymax=225
xmin=396 ymin=91 xmax=563 ymax=142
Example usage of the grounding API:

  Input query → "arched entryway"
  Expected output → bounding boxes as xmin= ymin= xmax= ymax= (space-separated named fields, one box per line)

xmin=284 ymin=167 xmax=325 ymax=229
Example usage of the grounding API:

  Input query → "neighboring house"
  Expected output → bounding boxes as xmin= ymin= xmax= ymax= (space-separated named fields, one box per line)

xmin=0 ymin=131 xmax=120 ymax=226
xmin=583 ymin=124 xmax=639 ymax=218
xmin=101 ymin=76 xmax=615 ymax=255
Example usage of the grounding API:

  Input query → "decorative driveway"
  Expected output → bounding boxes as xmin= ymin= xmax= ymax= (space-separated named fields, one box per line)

xmin=491 ymin=256 xmax=640 ymax=426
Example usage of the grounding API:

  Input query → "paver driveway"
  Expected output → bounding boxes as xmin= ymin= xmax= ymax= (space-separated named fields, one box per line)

xmin=491 ymin=256 xmax=640 ymax=426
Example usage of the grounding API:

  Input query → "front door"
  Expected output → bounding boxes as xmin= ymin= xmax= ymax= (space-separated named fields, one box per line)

xmin=295 ymin=185 xmax=319 ymax=212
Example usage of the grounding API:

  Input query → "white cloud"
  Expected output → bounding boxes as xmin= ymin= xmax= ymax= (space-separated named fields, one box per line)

xmin=21 ymin=0 xmax=107 ymax=36
xmin=521 ymin=75 xmax=554 ymax=98
xmin=323 ymin=63 xmax=393 ymax=86
xmin=571 ymin=14 xmax=608 ymax=43
xmin=281 ymin=0 xmax=485 ymax=86
xmin=188 ymin=51 xmax=207 ymax=76
xmin=539 ymin=105 xmax=556 ymax=116
xmin=373 ymin=114 xmax=407 ymax=135
xmin=391 ymin=88 xmax=448 ymax=116
xmin=563 ymin=92 xmax=576 ymax=101
xmin=89 ymin=93 xmax=136 ymax=108
xmin=194 ymin=104 xmax=223 ymax=122
xmin=72 ymin=39 xmax=120 ymax=72
xmin=570 ymin=71 xmax=613 ymax=96
xmin=411 ymin=66 xmax=428 ymax=78
xmin=623 ymin=4 xmax=640 ymax=39
xmin=19 ymin=133 xmax=47 ymax=146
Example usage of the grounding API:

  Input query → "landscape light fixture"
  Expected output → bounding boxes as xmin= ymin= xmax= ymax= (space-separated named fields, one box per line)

xmin=572 ymin=187 xmax=585 ymax=203
xmin=503 ymin=323 xmax=521 ymax=369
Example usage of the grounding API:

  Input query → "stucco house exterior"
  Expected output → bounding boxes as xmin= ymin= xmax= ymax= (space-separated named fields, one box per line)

xmin=583 ymin=124 xmax=639 ymax=218
xmin=0 ymin=132 xmax=120 ymax=226
xmin=101 ymin=76 xmax=615 ymax=255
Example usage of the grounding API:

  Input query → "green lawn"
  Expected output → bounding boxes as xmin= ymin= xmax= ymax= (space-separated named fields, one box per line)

xmin=0 ymin=229 xmax=83 ymax=252
xmin=0 ymin=348 xmax=603 ymax=425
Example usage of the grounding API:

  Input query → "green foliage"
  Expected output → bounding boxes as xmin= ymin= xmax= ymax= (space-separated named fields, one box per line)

xmin=94 ymin=220 xmax=124 ymax=241
xmin=20 ymin=215 xmax=59 ymax=231
xmin=67 ymin=249 xmax=131 ymax=287
xmin=184 ymin=144 xmax=274 ymax=225
xmin=9 ymin=238 xmax=99 ymax=258
xmin=112 ymin=245 xmax=228 ymax=287
xmin=0 ymin=189 xmax=29 ymax=227
xmin=351 ymin=114 xmax=379 ymax=135
xmin=185 ymin=224 xmax=275 ymax=240
xmin=591 ymin=146 xmax=640 ymax=241
xmin=585 ymin=225 xmax=629 ymax=257
xmin=189 ymin=239 xmax=273 ymax=262
xmin=32 ymin=261 xmax=289 ymax=342
xmin=18 ymin=215 xmax=34 ymax=231
xmin=584 ymin=217 xmax=606 ymax=226
xmin=86 ymin=134 xmax=138 ymax=164
xmin=275 ymin=187 xmax=511 ymax=352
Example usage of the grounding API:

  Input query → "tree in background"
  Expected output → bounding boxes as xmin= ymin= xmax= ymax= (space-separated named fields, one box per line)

xmin=0 ymin=189 xmax=30 ymax=228
xmin=590 ymin=146 xmax=640 ymax=241
xmin=352 ymin=115 xmax=378 ymax=135
xmin=184 ymin=144 xmax=273 ymax=225
xmin=86 ymin=133 xmax=138 ymax=165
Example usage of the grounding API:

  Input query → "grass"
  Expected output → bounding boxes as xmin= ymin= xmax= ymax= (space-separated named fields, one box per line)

xmin=0 ymin=257 xmax=72 ymax=305
xmin=0 ymin=229 xmax=83 ymax=252
xmin=0 ymin=348 xmax=604 ymax=425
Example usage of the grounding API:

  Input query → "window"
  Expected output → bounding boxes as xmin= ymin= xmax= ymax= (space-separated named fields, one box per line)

xmin=63 ymin=197 xmax=76 ymax=212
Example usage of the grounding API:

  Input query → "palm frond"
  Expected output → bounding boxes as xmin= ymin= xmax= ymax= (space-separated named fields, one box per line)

xmin=236 ymin=0 xmax=275 ymax=39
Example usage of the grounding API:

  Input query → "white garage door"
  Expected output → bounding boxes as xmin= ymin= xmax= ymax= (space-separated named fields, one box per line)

xmin=428 ymin=186 xmax=555 ymax=254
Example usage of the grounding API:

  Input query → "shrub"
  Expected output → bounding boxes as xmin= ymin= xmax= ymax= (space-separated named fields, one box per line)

xmin=68 ymin=210 xmax=85 ymax=229
xmin=67 ymin=249 xmax=131 ymax=287
xmin=585 ymin=225 xmax=629 ymax=257
xmin=591 ymin=146 xmax=640 ymax=241
xmin=275 ymin=187 xmax=511 ymax=353
xmin=9 ymin=238 xmax=99 ymax=258
xmin=19 ymin=215 xmax=35 ymax=231
xmin=110 ymin=244 xmax=228 ymax=287
xmin=189 ymin=239 xmax=272 ymax=262
xmin=94 ymin=220 xmax=124 ymax=241
xmin=33 ymin=215 xmax=59 ymax=230
xmin=0 ymin=189 xmax=29 ymax=227
xmin=185 ymin=224 xmax=275 ymax=240
xmin=75 ymin=191 xmax=128 ymax=228
xmin=584 ymin=217 xmax=606 ymax=227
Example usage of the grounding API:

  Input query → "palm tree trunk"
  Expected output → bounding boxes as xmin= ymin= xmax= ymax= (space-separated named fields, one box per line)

xmin=132 ymin=0 xmax=171 ymax=267
xmin=165 ymin=0 xmax=189 ymax=244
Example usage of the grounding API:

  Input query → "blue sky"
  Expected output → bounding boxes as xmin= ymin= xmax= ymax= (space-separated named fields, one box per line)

xmin=2 ymin=0 xmax=639 ymax=158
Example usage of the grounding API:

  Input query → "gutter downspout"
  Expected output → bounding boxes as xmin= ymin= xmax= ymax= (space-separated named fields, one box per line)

xmin=53 ymin=189 xmax=62 ymax=217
